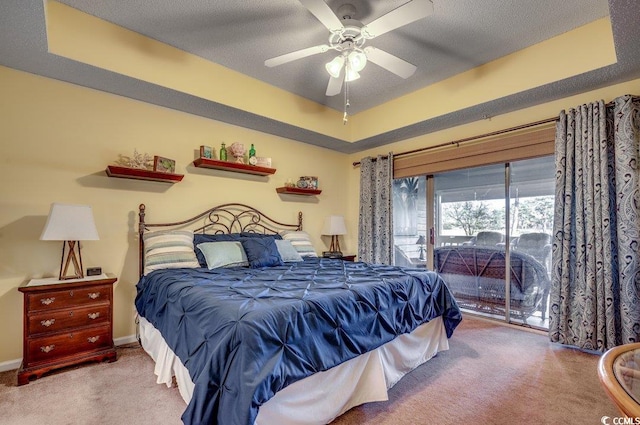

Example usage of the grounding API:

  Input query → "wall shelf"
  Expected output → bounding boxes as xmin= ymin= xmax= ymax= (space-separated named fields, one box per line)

xmin=276 ymin=187 xmax=322 ymax=196
xmin=105 ymin=165 xmax=184 ymax=183
xmin=193 ymin=158 xmax=276 ymax=176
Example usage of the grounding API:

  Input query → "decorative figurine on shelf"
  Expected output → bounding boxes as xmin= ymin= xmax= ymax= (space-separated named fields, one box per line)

xmin=229 ymin=142 xmax=246 ymax=164
xmin=116 ymin=149 xmax=153 ymax=170
xmin=219 ymin=143 xmax=227 ymax=161
xmin=248 ymin=144 xmax=257 ymax=165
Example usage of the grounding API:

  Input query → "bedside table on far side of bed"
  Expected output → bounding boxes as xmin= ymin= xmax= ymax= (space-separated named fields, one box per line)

xmin=342 ymin=255 xmax=356 ymax=262
xmin=17 ymin=274 xmax=118 ymax=385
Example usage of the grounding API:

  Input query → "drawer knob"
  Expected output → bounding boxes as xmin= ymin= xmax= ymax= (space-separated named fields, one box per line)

xmin=88 ymin=292 xmax=101 ymax=300
xmin=87 ymin=336 xmax=100 ymax=343
xmin=40 ymin=297 xmax=55 ymax=306
xmin=87 ymin=312 xmax=100 ymax=320
xmin=40 ymin=345 xmax=55 ymax=353
xmin=40 ymin=319 xmax=56 ymax=327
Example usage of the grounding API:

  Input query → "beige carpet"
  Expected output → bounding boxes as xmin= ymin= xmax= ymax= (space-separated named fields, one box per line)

xmin=0 ymin=316 xmax=620 ymax=425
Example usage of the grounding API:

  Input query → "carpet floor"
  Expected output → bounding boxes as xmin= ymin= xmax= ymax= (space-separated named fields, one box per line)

xmin=0 ymin=315 xmax=620 ymax=424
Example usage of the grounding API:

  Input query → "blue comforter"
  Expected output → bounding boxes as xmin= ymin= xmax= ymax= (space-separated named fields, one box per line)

xmin=135 ymin=258 xmax=461 ymax=425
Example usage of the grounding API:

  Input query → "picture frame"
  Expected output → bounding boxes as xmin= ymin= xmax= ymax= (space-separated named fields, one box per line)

xmin=153 ymin=156 xmax=176 ymax=174
xmin=200 ymin=145 xmax=213 ymax=159
xmin=255 ymin=157 xmax=272 ymax=168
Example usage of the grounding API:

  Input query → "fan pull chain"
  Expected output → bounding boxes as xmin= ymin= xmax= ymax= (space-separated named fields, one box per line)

xmin=343 ymin=67 xmax=350 ymax=125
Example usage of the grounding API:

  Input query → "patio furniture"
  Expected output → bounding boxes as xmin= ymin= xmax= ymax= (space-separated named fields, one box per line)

xmin=434 ymin=246 xmax=550 ymax=320
xmin=461 ymin=231 xmax=505 ymax=247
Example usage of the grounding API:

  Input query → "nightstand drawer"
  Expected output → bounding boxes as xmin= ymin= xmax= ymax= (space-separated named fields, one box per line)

xmin=27 ymin=324 xmax=112 ymax=365
xmin=27 ymin=284 xmax=112 ymax=312
xmin=28 ymin=304 xmax=110 ymax=335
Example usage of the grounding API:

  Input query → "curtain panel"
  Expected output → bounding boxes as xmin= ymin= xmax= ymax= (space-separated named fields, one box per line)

xmin=550 ymin=94 xmax=640 ymax=351
xmin=358 ymin=153 xmax=394 ymax=264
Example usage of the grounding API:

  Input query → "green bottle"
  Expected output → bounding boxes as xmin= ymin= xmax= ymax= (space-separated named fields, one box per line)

xmin=219 ymin=143 xmax=227 ymax=161
xmin=248 ymin=144 xmax=257 ymax=165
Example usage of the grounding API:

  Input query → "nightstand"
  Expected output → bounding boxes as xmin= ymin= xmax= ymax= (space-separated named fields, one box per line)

xmin=17 ymin=274 xmax=117 ymax=385
xmin=342 ymin=255 xmax=356 ymax=262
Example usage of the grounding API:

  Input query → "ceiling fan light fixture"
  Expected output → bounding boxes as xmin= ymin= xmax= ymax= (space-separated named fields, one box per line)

xmin=347 ymin=50 xmax=367 ymax=72
xmin=325 ymin=56 xmax=345 ymax=78
xmin=345 ymin=68 xmax=360 ymax=82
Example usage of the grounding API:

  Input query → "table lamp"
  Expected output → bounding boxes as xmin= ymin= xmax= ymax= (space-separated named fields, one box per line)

xmin=321 ymin=215 xmax=347 ymax=256
xmin=416 ymin=235 xmax=426 ymax=261
xmin=40 ymin=203 xmax=99 ymax=280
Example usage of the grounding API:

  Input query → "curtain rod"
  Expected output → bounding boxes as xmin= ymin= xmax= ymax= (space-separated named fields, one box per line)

xmin=352 ymin=117 xmax=558 ymax=167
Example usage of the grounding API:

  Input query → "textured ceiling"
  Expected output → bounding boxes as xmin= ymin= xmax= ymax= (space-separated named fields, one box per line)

xmin=1 ymin=1 xmax=639 ymax=153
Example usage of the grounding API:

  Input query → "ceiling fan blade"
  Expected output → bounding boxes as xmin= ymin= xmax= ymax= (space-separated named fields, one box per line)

xmin=326 ymin=71 xmax=344 ymax=96
xmin=299 ymin=0 xmax=344 ymax=33
xmin=361 ymin=0 xmax=434 ymax=39
xmin=364 ymin=46 xmax=417 ymax=79
xmin=265 ymin=44 xmax=330 ymax=67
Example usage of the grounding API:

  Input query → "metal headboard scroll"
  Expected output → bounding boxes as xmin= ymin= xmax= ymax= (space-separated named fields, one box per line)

xmin=138 ymin=203 xmax=303 ymax=277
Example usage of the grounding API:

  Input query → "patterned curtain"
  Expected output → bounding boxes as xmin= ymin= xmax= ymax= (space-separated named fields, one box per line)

xmin=550 ymin=94 xmax=640 ymax=351
xmin=358 ymin=153 xmax=394 ymax=264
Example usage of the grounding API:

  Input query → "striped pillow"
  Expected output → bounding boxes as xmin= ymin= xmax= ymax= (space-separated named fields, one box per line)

xmin=281 ymin=231 xmax=318 ymax=258
xmin=143 ymin=230 xmax=200 ymax=275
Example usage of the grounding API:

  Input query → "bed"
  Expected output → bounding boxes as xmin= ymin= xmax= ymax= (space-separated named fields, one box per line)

xmin=134 ymin=203 xmax=462 ymax=425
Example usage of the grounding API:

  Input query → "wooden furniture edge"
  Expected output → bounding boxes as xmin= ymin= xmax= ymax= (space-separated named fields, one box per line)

xmin=598 ymin=342 xmax=640 ymax=418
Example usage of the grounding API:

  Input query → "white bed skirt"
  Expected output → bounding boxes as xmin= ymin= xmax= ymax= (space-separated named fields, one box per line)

xmin=138 ymin=315 xmax=449 ymax=425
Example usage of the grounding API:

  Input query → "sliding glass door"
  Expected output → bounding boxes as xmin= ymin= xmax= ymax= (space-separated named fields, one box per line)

xmin=432 ymin=164 xmax=509 ymax=321
xmin=393 ymin=156 xmax=554 ymax=330
xmin=508 ymin=157 xmax=554 ymax=328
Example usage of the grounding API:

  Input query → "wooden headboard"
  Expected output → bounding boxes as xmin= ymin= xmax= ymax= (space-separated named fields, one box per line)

xmin=138 ymin=203 xmax=303 ymax=277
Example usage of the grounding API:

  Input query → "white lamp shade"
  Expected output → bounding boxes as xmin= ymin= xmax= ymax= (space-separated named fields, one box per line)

xmin=345 ymin=68 xmax=360 ymax=82
xmin=40 ymin=203 xmax=99 ymax=241
xmin=325 ymin=56 xmax=345 ymax=78
xmin=321 ymin=215 xmax=347 ymax=236
xmin=348 ymin=50 xmax=367 ymax=72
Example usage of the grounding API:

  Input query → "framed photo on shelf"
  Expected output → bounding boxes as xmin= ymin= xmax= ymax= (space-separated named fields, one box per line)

xmin=153 ymin=156 xmax=176 ymax=173
xmin=200 ymin=145 xmax=213 ymax=159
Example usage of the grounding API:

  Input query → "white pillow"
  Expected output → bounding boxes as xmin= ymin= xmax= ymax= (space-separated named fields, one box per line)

xmin=143 ymin=230 xmax=200 ymax=275
xmin=281 ymin=231 xmax=318 ymax=258
xmin=275 ymin=239 xmax=304 ymax=262
xmin=196 ymin=241 xmax=249 ymax=269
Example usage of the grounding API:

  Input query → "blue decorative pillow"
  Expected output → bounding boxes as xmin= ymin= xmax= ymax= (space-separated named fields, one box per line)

xmin=241 ymin=237 xmax=283 ymax=268
xmin=240 ymin=231 xmax=282 ymax=240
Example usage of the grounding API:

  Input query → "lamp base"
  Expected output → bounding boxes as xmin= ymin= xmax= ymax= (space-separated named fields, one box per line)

xmin=329 ymin=235 xmax=342 ymax=254
xmin=59 ymin=241 xmax=85 ymax=280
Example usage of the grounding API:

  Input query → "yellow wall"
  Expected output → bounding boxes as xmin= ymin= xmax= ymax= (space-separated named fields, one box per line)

xmin=0 ymin=65 xmax=351 ymax=364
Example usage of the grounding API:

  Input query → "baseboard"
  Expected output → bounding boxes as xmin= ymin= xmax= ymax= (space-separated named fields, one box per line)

xmin=114 ymin=334 xmax=139 ymax=346
xmin=0 ymin=358 xmax=21 ymax=373
xmin=0 ymin=334 xmax=139 ymax=373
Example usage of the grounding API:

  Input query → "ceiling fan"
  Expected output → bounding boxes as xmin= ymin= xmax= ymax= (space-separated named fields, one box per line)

xmin=264 ymin=0 xmax=434 ymax=97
